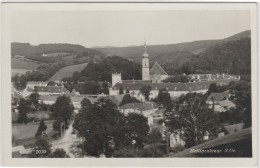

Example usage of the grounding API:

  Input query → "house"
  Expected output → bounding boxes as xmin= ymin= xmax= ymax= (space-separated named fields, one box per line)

xmin=110 ymin=79 xmax=236 ymax=100
xmin=207 ymin=91 xmax=235 ymax=112
xmin=170 ymin=130 xmax=186 ymax=148
xmin=119 ymin=102 xmax=158 ymax=126
xmin=224 ymin=123 xmax=244 ymax=134
xmin=23 ymin=85 xmax=70 ymax=97
xmin=26 ymin=81 xmax=48 ymax=89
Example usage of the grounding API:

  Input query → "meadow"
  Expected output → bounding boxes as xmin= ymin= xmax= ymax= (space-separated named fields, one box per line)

xmin=11 ymin=58 xmax=40 ymax=77
xmin=48 ymin=63 xmax=88 ymax=81
xmin=11 ymin=58 xmax=40 ymax=70
xmin=12 ymin=120 xmax=55 ymax=140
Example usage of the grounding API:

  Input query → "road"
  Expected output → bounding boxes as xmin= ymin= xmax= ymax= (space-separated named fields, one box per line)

xmin=51 ymin=123 xmax=79 ymax=158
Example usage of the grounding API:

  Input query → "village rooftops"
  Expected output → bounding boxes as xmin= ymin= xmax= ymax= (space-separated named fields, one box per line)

xmin=39 ymin=94 xmax=125 ymax=107
xmin=119 ymin=102 xmax=158 ymax=111
xmin=27 ymin=86 xmax=70 ymax=93
xmin=26 ymin=81 xmax=48 ymax=85
xmin=121 ymin=80 xmax=151 ymax=84
xmin=112 ymin=79 xmax=238 ymax=92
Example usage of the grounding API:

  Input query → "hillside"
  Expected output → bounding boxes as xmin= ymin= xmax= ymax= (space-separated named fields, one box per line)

xmin=94 ymin=40 xmax=220 ymax=64
xmin=11 ymin=43 xmax=105 ymax=63
xmin=48 ymin=63 xmax=88 ymax=82
xmin=182 ymin=37 xmax=251 ymax=75
xmin=93 ymin=30 xmax=251 ymax=66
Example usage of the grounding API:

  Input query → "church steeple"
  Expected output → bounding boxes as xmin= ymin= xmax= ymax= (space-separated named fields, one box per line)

xmin=142 ymin=38 xmax=149 ymax=58
xmin=142 ymin=39 xmax=149 ymax=80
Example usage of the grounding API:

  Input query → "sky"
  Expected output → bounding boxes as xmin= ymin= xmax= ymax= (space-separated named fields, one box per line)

xmin=11 ymin=10 xmax=250 ymax=48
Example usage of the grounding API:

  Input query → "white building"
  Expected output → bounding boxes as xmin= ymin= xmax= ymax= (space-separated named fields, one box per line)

xmin=119 ymin=102 xmax=158 ymax=126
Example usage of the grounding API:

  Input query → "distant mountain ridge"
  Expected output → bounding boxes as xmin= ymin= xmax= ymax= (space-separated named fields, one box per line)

xmin=93 ymin=30 xmax=250 ymax=64
xmin=11 ymin=42 xmax=105 ymax=63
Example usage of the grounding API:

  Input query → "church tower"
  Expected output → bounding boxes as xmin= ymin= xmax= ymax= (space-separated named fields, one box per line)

xmin=142 ymin=39 xmax=150 ymax=80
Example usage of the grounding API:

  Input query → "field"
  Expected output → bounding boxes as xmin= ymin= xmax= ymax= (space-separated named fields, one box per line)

xmin=11 ymin=58 xmax=40 ymax=70
xmin=11 ymin=69 xmax=32 ymax=77
xmin=12 ymin=120 xmax=55 ymax=140
xmin=48 ymin=63 xmax=88 ymax=81
xmin=11 ymin=58 xmax=40 ymax=77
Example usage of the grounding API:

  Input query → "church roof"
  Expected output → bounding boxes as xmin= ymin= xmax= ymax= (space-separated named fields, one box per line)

xmin=150 ymin=62 xmax=168 ymax=76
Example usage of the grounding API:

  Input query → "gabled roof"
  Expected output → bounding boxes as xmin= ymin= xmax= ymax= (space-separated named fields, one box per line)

xmin=224 ymin=123 xmax=244 ymax=134
xmin=150 ymin=62 xmax=168 ymax=76
xmin=119 ymin=102 xmax=158 ymax=111
xmin=218 ymin=99 xmax=236 ymax=109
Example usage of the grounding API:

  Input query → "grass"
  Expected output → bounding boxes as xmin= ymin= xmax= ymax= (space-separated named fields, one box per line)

xmin=11 ymin=69 xmax=31 ymax=77
xmin=11 ymin=58 xmax=40 ymax=70
xmin=48 ymin=63 xmax=88 ymax=81
xmin=12 ymin=120 xmax=55 ymax=140
xmin=11 ymin=58 xmax=40 ymax=76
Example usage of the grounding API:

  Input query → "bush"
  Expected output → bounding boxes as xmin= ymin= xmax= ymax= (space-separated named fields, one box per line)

xmin=114 ymin=148 xmax=136 ymax=158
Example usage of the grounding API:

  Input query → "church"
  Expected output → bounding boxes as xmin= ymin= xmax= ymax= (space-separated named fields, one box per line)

xmin=109 ymin=41 xmax=238 ymax=101
xmin=111 ymin=40 xmax=168 ymax=88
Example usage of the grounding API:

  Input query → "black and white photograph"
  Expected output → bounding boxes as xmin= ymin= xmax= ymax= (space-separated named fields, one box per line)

xmin=1 ymin=2 xmax=258 ymax=167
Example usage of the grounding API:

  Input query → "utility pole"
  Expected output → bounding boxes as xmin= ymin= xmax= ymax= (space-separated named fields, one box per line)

xmin=166 ymin=132 xmax=171 ymax=155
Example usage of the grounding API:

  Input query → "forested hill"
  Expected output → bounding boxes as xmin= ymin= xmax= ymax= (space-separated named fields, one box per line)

xmin=11 ymin=43 xmax=105 ymax=63
xmin=179 ymin=37 xmax=251 ymax=75
xmin=93 ymin=30 xmax=250 ymax=65
xmin=63 ymin=56 xmax=142 ymax=83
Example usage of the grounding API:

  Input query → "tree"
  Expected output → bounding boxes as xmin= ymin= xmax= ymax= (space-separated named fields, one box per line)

xmin=81 ymin=82 xmax=101 ymax=94
xmin=119 ymin=87 xmax=124 ymax=94
xmin=124 ymin=113 xmax=150 ymax=148
xmin=156 ymin=89 xmax=173 ymax=111
xmin=35 ymin=119 xmax=47 ymax=138
xmin=120 ymin=94 xmax=140 ymax=106
xmin=166 ymin=93 xmax=220 ymax=147
xmin=163 ymin=75 xmax=189 ymax=83
xmin=71 ymin=71 xmax=81 ymax=83
xmin=228 ymin=81 xmax=251 ymax=128
xmin=207 ymin=83 xmax=228 ymax=95
xmin=101 ymin=81 xmax=109 ymax=95
xmin=48 ymin=148 xmax=68 ymax=158
xmin=29 ymin=92 xmax=40 ymax=107
xmin=17 ymin=98 xmax=31 ymax=123
xmin=147 ymin=128 xmax=163 ymax=144
xmin=52 ymin=95 xmax=74 ymax=129
xmin=126 ymin=88 xmax=130 ymax=94
xmin=73 ymin=98 xmax=125 ymax=157
xmin=29 ymin=138 xmax=52 ymax=158
xmin=140 ymin=85 xmax=151 ymax=101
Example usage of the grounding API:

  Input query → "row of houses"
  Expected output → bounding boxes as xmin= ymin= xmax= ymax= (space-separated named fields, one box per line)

xmin=110 ymin=77 xmax=238 ymax=101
